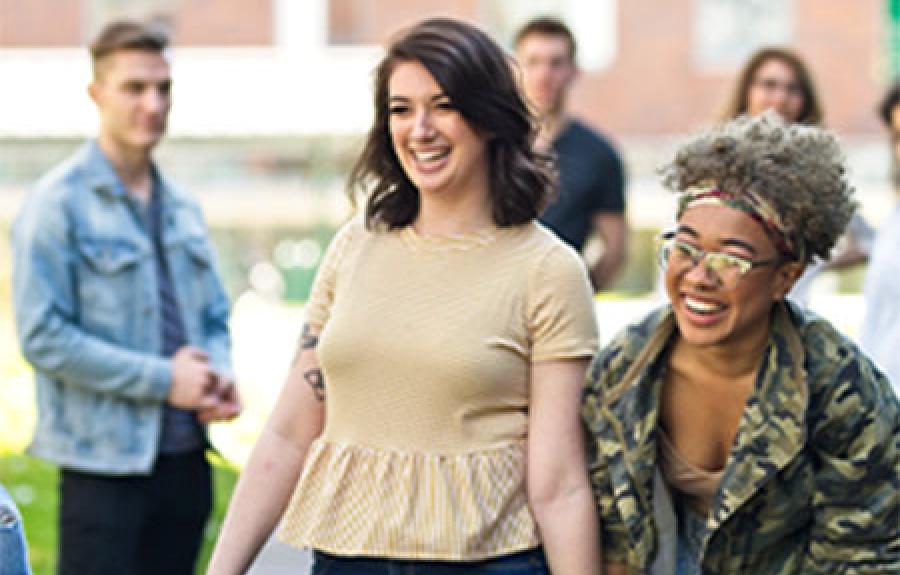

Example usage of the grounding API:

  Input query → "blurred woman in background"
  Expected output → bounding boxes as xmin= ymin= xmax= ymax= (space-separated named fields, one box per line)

xmin=721 ymin=47 xmax=873 ymax=304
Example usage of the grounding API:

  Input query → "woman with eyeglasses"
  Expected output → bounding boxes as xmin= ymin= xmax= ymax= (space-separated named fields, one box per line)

xmin=720 ymin=46 xmax=872 ymax=304
xmin=582 ymin=114 xmax=899 ymax=575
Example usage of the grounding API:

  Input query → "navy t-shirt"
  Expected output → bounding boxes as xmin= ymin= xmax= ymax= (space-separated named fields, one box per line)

xmin=136 ymin=177 xmax=204 ymax=455
xmin=539 ymin=119 xmax=626 ymax=252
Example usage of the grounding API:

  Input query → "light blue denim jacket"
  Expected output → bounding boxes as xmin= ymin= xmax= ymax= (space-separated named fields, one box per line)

xmin=12 ymin=141 xmax=232 ymax=474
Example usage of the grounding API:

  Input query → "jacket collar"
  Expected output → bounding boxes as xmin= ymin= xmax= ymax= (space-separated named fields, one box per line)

xmin=603 ymin=302 xmax=809 ymax=558
xmin=80 ymin=140 xmax=178 ymax=206
xmin=708 ymin=303 xmax=808 ymax=532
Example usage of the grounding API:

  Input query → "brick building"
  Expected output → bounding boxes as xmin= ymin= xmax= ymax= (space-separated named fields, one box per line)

xmin=0 ymin=0 xmax=890 ymax=137
xmin=0 ymin=0 xmax=893 ymax=308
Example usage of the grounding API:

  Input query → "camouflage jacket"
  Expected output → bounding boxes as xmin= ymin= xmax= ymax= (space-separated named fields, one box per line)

xmin=582 ymin=302 xmax=899 ymax=574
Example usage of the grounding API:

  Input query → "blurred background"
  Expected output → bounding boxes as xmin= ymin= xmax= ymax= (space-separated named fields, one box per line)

xmin=1 ymin=0 xmax=897 ymax=572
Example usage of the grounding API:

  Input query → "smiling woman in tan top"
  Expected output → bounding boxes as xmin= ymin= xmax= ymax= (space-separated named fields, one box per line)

xmin=207 ymin=18 xmax=601 ymax=575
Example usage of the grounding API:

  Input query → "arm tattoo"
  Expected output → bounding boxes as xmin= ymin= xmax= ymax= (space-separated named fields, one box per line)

xmin=292 ymin=324 xmax=319 ymax=367
xmin=304 ymin=369 xmax=326 ymax=402
xmin=300 ymin=324 xmax=319 ymax=350
xmin=297 ymin=325 xmax=325 ymax=401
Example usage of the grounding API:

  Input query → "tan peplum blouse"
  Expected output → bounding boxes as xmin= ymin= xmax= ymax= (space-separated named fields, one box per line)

xmin=277 ymin=218 xmax=598 ymax=560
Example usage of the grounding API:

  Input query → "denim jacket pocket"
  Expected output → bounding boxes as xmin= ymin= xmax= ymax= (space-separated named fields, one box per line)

xmin=77 ymin=237 xmax=143 ymax=274
xmin=75 ymin=236 xmax=146 ymax=339
xmin=183 ymin=238 xmax=212 ymax=268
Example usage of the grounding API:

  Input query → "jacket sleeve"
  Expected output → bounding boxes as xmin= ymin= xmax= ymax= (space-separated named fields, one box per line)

xmin=804 ymin=352 xmax=900 ymax=573
xmin=202 ymin=268 xmax=232 ymax=381
xmin=582 ymin=342 xmax=631 ymax=564
xmin=192 ymin=204 xmax=232 ymax=382
xmin=12 ymin=190 xmax=171 ymax=402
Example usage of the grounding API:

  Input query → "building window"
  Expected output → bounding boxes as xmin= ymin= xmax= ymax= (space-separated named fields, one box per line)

xmin=327 ymin=0 xmax=379 ymax=45
xmin=87 ymin=0 xmax=177 ymax=35
xmin=87 ymin=0 xmax=274 ymax=46
xmin=694 ymin=0 xmax=792 ymax=70
xmin=326 ymin=0 xmax=472 ymax=46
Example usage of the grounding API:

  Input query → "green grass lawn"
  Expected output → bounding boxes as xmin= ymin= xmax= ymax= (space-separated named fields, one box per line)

xmin=0 ymin=452 xmax=238 ymax=575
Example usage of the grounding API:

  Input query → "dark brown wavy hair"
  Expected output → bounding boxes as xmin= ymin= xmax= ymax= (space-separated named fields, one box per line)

xmin=720 ymin=47 xmax=823 ymax=126
xmin=348 ymin=17 xmax=554 ymax=230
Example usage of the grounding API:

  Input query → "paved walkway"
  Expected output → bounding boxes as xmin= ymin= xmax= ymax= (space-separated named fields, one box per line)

xmin=247 ymin=537 xmax=312 ymax=575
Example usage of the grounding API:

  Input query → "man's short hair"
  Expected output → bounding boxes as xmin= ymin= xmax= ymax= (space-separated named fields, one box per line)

xmin=89 ymin=19 xmax=169 ymax=76
xmin=878 ymin=80 xmax=900 ymax=127
xmin=513 ymin=16 xmax=577 ymax=63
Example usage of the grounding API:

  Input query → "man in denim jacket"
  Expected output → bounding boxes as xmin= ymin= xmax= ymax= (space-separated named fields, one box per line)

xmin=12 ymin=20 xmax=240 ymax=575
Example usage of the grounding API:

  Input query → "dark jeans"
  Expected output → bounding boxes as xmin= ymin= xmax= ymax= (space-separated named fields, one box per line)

xmin=311 ymin=548 xmax=549 ymax=575
xmin=58 ymin=450 xmax=212 ymax=575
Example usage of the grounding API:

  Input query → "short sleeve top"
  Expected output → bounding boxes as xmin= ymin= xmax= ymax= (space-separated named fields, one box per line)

xmin=279 ymin=218 xmax=598 ymax=560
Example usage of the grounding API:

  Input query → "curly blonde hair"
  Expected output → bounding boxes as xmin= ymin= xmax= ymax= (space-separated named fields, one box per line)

xmin=661 ymin=113 xmax=855 ymax=263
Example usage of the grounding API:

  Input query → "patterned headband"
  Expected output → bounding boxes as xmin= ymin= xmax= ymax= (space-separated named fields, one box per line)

xmin=676 ymin=187 xmax=799 ymax=260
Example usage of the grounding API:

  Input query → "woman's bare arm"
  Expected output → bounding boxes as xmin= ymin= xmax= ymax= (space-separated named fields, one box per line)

xmin=206 ymin=325 xmax=327 ymax=575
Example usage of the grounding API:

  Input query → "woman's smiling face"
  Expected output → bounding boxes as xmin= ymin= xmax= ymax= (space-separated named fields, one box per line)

xmin=387 ymin=60 xmax=490 ymax=202
xmin=665 ymin=203 xmax=801 ymax=350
